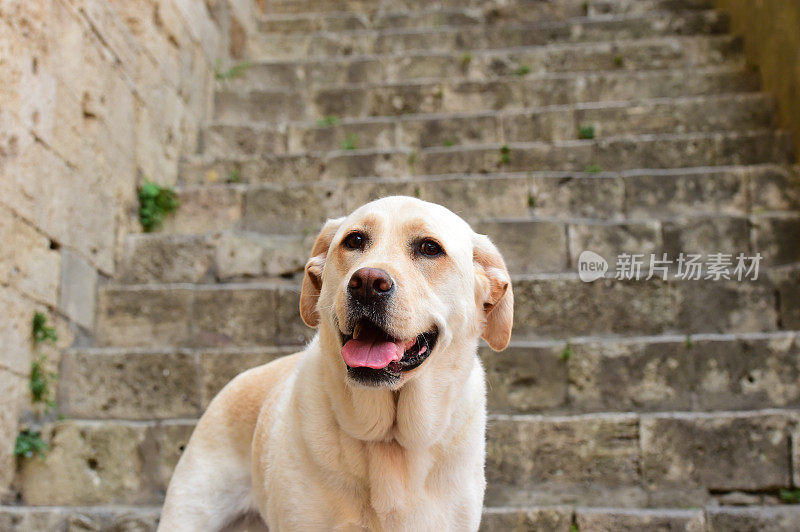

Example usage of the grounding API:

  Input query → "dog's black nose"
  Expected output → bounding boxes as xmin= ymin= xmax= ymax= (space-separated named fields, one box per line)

xmin=348 ymin=267 xmax=394 ymax=304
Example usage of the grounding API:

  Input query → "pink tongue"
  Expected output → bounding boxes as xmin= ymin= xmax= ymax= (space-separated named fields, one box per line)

xmin=342 ymin=338 xmax=414 ymax=369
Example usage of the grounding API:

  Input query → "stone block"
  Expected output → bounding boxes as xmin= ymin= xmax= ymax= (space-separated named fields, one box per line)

xmin=214 ymin=89 xmax=306 ymax=122
xmin=707 ymin=506 xmax=800 ymax=532
xmin=771 ymin=268 xmax=800 ymax=329
xmin=242 ymin=184 xmax=343 ymax=235
xmin=15 ymin=420 xmax=195 ymax=506
xmin=119 ymin=234 xmax=215 ymax=284
xmin=568 ymin=221 xmax=661 ymax=269
xmin=478 ymin=220 xmax=568 ymax=274
xmin=530 ymin=174 xmax=624 ymax=220
xmin=0 ymin=206 xmax=60 ymax=307
xmin=215 ymin=232 xmax=309 ymax=280
xmin=641 ymin=412 xmax=792 ymax=491
xmin=662 ymin=216 xmax=750 ymax=259
xmin=367 ymin=83 xmax=445 ymax=117
xmin=486 ymin=414 xmax=640 ymax=488
xmin=0 ymin=286 xmax=36 ymax=375
xmin=312 ymin=86 xmax=370 ymax=118
xmin=512 ymin=277 xmax=677 ymax=338
xmin=417 ymin=176 xmax=532 ymax=223
xmin=692 ymin=333 xmax=800 ymax=410
xmin=480 ymin=345 xmax=567 ymax=413
xmin=624 ymin=168 xmax=748 ymax=219
xmin=674 ymin=280 xmax=777 ymax=334
xmin=399 ymin=114 xmax=500 ymax=149
xmin=193 ymin=287 xmax=278 ymax=347
xmin=61 ymin=349 xmax=202 ymax=419
xmin=568 ymin=339 xmax=694 ymax=412
xmin=576 ymin=508 xmax=705 ymax=532
xmin=59 ymin=248 xmax=97 ymax=330
xmin=96 ymin=287 xmax=193 ymax=347
xmin=0 ymin=370 xmax=25 ymax=499
xmin=479 ymin=507 xmax=572 ymax=532
xmin=751 ymin=214 xmax=800 ymax=266
xmin=324 ymin=150 xmax=410 ymax=180
xmin=749 ymin=165 xmax=800 ymax=212
xmin=162 ymin=185 xmax=243 ymax=234
xmin=17 ymin=422 xmax=151 ymax=505
xmin=202 ymin=124 xmax=287 ymax=156
xmin=502 ymin=109 xmax=574 ymax=143
xmin=290 ymin=120 xmax=395 ymax=152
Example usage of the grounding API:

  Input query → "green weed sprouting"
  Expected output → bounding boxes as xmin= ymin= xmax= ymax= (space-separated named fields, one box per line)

xmin=32 ymin=312 xmax=57 ymax=345
xmin=613 ymin=55 xmax=624 ymax=67
xmin=585 ymin=164 xmax=602 ymax=173
xmin=444 ymin=138 xmax=456 ymax=147
xmin=685 ymin=335 xmax=694 ymax=349
xmin=560 ymin=342 xmax=573 ymax=362
xmin=214 ymin=60 xmax=251 ymax=80
xmin=341 ymin=134 xmax=359 ymax=151
xmin=14 ymin=430 xmax=48 ymax=459
xmin=30 ymin=355 xmax=57 ymax=411
xmin=460 ymin=53 xmax=473 ymax=67
xmin=578 ymin=124 xmax=595 ymax=140
xmin=514 ymin=65 xmax=532 ymax=77
xmin=317 ymin=116 xmax=340 ymax=127
xmin=499 ymin=144 xmax=511 ymax=164
xmin=138 ymin=180 xmax=179 ymax=232
xmin=31 ymin=312 xmax=57 ymax=411
xmin=227 ymin=169 xmax=242 ymax=183
xmin=527 ymin=192 xmax=536 ymax=208
xmin=779 ymin=489 xmax=800 ymax=504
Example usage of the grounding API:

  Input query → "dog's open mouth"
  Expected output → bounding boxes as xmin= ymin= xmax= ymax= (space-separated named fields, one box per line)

xmin=340 ymin=318 xmax=438 ymax=375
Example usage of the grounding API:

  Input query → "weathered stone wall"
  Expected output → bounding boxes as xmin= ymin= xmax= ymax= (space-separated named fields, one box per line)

xmin=715 ymin=0 xmax=800 ymax=155
xmin=0 ymin=0 xmax=256 ymax=499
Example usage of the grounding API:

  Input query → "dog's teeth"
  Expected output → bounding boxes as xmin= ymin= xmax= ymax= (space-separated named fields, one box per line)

xmin=353 ymin=322 xmax=362 ymax=340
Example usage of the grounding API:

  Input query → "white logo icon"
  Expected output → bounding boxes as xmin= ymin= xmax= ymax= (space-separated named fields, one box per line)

xmin=578 ymin=250 xmax=608 ymax=282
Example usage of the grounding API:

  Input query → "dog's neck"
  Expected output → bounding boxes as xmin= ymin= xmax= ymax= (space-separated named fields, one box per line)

xmin=309 ymin=324 xmax=480 ymax=451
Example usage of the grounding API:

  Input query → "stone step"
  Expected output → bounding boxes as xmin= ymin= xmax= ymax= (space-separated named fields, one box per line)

xmin=216 ymin=66 xmax=759 ymax=118
xmin=119 ymin=208 xmax=800 ymax=283
xmin=482 ymin=506 xmax=800 ymax=532
xmin=485 ymin=409 xmax=798 ymax=508
xmin=0 ymin=506 xmax=162 ymax=531
xmin=208 ymin=92 xmax=774 ymax=149
xmin=249 ymin=10 xmax=728 ymax=60
xmin=140 ymin=164 xmax=800 ymax=238
xmin=220 ymin=35 xmax=742 ymax=90
xmin=2 ymin=504 xmax=798 ymax=532
xmin=149 ymin=164 xmax=800 ymax=232
xmin=94 ymin=269 xmax=800 ymax=348
xmin=10 ymin=409 xmax=797 ymax=509
xmin=1 ymin=503 xmax=797 ymax=531
xmin=179 ymin=130 xmax=794 ymax=186
xmin=260 ymin=0 xmax=714 ymax=17
xmin=60 ymin=332 xmax=800 ymax=420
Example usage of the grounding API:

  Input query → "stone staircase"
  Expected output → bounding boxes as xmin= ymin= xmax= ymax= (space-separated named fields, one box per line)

xmin=5 ymin=0 xmax=800 ymax=529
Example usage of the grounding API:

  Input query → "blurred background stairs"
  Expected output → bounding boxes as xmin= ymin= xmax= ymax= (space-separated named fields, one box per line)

xmin=4 ymin=0 xmax=800 ymax=530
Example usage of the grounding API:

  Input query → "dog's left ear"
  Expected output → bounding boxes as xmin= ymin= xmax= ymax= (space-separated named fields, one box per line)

xmin=473 ymin=233 xmax=514 ymax=351
xmin=300 ymin=217 xmax=344 ymax=327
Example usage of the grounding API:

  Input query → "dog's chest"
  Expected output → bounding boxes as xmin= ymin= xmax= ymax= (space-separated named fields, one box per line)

xmin=361 ymin=441 xmax=447 ymax=519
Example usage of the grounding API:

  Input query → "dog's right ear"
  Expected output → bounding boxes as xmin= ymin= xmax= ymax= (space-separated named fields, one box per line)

xmin=300 ymin=217 xmax=344 ymax=327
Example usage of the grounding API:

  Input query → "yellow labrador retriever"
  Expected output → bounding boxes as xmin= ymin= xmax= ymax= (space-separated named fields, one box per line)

xmin=159 ymin=196 xmax=513 ymax=531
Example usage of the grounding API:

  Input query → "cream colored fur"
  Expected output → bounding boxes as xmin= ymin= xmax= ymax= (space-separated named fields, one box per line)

xmin=159 ymin=196 xmax=513 ymax=531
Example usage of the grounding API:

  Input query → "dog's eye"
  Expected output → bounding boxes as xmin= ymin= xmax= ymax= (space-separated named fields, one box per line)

xmin=419 ymin=239 xmax=443 ymax=257
xmin=343 ymin=232 xmax=366 ymax=250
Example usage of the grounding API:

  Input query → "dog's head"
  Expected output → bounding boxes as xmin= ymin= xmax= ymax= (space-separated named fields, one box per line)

xmin=300 ymin=196 xmax=513 ymax=388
